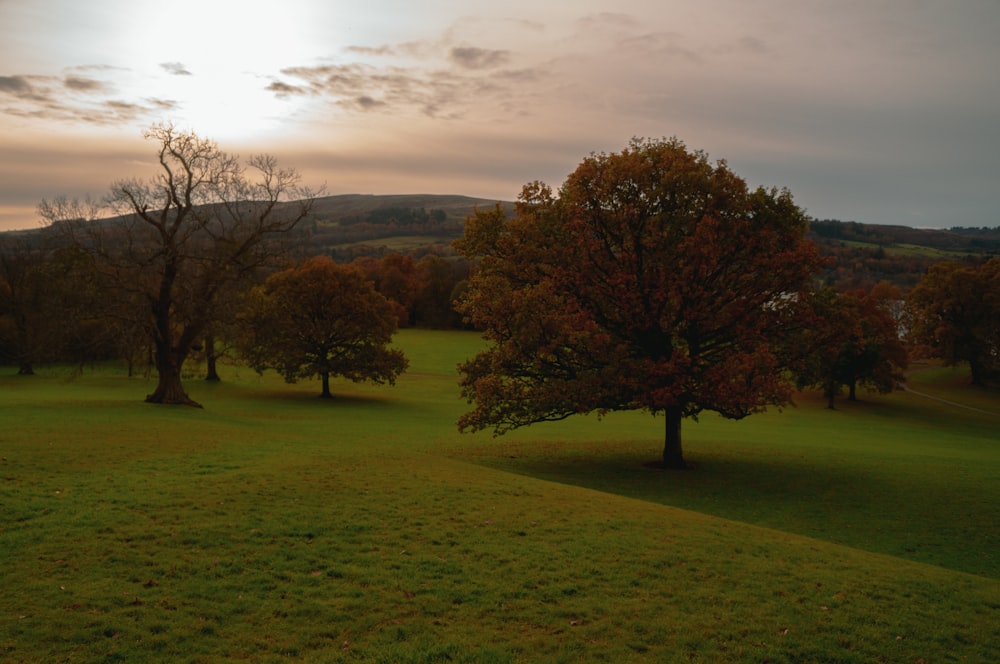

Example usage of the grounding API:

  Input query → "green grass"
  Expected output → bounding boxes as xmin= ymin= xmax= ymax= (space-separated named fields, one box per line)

xmin=1 ymin=330 xmax=998 ymax=662
xmin=831 ymin=238 xmax=978 ymax=259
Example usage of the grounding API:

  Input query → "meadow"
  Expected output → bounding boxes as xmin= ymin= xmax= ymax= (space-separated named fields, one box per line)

xmin=0 ymin=330 xmax=997 ymax=663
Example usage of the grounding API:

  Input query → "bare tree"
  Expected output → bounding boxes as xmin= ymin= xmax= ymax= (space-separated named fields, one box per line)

xmin=40 ymin=123 xmax=319 ymax=406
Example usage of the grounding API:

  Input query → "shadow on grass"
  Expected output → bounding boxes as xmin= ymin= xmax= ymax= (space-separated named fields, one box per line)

xmin=461 ymin=435 xmax=999 ymax=577
xmin=470 ymin=441 xmax=875 ymax=522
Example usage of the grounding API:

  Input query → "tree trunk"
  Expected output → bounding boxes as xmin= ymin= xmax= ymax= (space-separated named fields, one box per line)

xmin=969 ymin=356 xmax=985 ymax=387
xmin=848 ymin=380 xmax=857 ymax=401
xmin=320 ymin=371 xmax=333 ymax=399
xmin=204 ymin=334 xmax=220 ymax=382
xmin=146 ymin=342 xmax=201 ymax=407
xmin=662 ymin=405 xmax=687 ymax=469
xmin=17 ymin=362 xmax=34 ymax=376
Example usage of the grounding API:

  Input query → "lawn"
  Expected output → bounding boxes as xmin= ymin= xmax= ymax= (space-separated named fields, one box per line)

xmin=1 ymin=329 xmax=997 ymax=662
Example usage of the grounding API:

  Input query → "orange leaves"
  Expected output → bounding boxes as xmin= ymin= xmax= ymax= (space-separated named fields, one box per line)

xmin=237 ymin=256 xmax=408 ymax=395
xmin=456 ymin=138 xmax=822 ymax=453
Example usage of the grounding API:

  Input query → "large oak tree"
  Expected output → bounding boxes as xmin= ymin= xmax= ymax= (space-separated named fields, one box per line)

xmin=39 ymin=123 xmax=317 ymax=406
xmin=455 ymin=138 xmax=823 ymax=468
xmin=237 ymin=256 xmax=408 ymax=398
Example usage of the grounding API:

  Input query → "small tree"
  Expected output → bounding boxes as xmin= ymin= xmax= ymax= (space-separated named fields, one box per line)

xmin=455 ymin=138 xmax=823 ymax=468
xmin=238 ymin=256 xmax=408 ymax=398
xmin=907 ymin=257 xmax=1000 ymax=386
xmin=796 ymin=285 xmax=908 ymax=408
xmin=40 ymin=123 xmax=317 ymax=406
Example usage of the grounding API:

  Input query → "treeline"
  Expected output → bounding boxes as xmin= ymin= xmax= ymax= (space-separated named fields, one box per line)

xmin=810 ymin=219 xmax=1000 ymax=252
xmin=0 ymin=232 xmax=470 ymax=376
xmin=808 ymin=219 xmax=998 ymax=292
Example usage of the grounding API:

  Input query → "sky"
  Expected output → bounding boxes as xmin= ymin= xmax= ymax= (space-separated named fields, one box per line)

xmin=1 ymin=0 xmax=998 ymax=231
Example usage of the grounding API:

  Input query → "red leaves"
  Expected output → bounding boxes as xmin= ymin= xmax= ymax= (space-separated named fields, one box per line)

xmin=457 ymin=138 xmax=823 ymax=449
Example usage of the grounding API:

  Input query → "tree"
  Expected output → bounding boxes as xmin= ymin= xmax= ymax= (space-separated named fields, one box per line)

xmin=796 ymin=284 xmax=908 ymax=408
xmin=39 ymin=123 xmax=317 ymax=406
xmin=455 ymin=138 xmax=823 ymax=468
xmin=353 ymin=253 xmax=422 ymax=325
xmin=907 ymin=257 xmax=1000 ymax=386
xmin=412 ymin=255 xmax=469 ymax=329
xmin=0 ymin=235 xmax=109 ymax=374
xmin=237 ymin=256 xmax=408 ymax=398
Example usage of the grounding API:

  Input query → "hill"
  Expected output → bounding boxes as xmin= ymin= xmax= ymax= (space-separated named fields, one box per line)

xmin=289 ymin=194 xmax=513 ymax=260
xmin=808 ymin=219 xmax=999 ymax=291
xmin=5 ymin=195 xmax=996 ymax=289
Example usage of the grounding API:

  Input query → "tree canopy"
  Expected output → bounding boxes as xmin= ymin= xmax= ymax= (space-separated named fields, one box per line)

xmin=237 ymin=256 xmax=408 ymax=398
xmin=39 ymin=123 xmax=317 ymax=406
xmin=907 ymin=257 xmax=1000 ymax=386
xmin=795 ymin=283 xmax=907 ymax=408
xmin=455 ymin=137 xmax=823 ymax=468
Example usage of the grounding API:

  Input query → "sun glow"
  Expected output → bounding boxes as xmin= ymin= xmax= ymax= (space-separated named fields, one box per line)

xmin=110 ymin=0 xmax=343 ymax=142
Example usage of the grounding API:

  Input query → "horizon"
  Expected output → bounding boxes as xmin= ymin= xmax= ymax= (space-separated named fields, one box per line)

xmin=2 ymin=1 xmax=998 ymax=232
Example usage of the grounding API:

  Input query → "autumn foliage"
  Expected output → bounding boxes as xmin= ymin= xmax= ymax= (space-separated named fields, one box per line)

xmin=907 ymin=257 xmax=1000 ymax=386
xmin=794 ymin=283 xmax=908 ymax=408
xmin=455 ymin=138 xmax=824 ymax=468
xmin=237 ymin=256 xmax=408 ymax=398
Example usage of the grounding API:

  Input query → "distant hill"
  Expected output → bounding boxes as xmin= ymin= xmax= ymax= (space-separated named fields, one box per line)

xmin=808 ymin=219 xmax=999 ymax=291
xmin=810 ymin=219 xmax=1000 ymax=254
xmin=289 ymin=194 xmax=513 ymax=260
xmin=5 ymin=194 xmax=996 ymax=290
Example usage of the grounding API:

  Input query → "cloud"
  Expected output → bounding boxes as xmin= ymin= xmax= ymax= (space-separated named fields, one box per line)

xmin=269 ymin=57 xmax=551 ymax=121
xmin=160 ymin=62 xmax=193 ymax=76
xmin=64 ymin=75 xmax=111 ymax=92
xmin=0 ymin=75 xmax=50 ymax=101
xmin=618 ymin=32 xmax=701 ymax=62
xmin=0 ymin=68 xmax=178 ymax=126
xmin=450 ymin=47 xmax=510 ymax=70
xmin=266 ymin=80 xmax=308 ymax=98
xmin=345 ymin=44 xmax=399 ymax=58
xmin=343 ymin=95 xmax=386 ymax=111
xmin=0 ymin=75 xmax=34 ymax=95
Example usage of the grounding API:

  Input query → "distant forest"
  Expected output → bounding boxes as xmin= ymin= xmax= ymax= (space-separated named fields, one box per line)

xmin=807 ymin=219 xmax=999 ymax=291
xmin=4 ymin=194 xmax=996 ymax=292
xmin=286 ymin=197 xmax=998 ymax=292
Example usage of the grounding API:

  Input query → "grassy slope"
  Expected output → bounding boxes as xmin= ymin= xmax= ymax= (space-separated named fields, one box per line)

xmin=0 ymin=330 xmax=997 ymax=663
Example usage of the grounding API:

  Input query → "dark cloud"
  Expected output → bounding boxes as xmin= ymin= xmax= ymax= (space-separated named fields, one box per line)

xmin=271 ymin=62 xmax=458 ymax=116
xmin=346 ymin=95 xmax=386 ymax=111
xmin=450 ymin=47 xmax=510 ymax=70
xmin=160 ymin=62 xmax=193 ymax=76
xmin=147 ymin=98 xmax=179 ymax=111
xmin=0 ymin=68 xmax=176 ymax=126
xmin=64 ymin=75 xmax=110 ymax=92
xmin=266 ymin=80 xmax=308 ymax=97
xmin=0 ymin=74 xmax=51 ymax=102
xmin=0 ymin=75 xmax=34 ymax=95
xmin=270 ymin=38 xmax=547 ymax=121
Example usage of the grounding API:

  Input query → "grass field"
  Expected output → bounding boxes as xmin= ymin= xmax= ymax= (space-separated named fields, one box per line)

xmin=1 ymin=330 xmax=997 ymax=663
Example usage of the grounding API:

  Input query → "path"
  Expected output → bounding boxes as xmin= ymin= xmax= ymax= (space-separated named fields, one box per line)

xmin=899 ymin=370 xmax=1000 ymax=418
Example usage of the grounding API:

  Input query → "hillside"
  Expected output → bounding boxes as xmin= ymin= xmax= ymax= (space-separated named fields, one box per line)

xmin=808 ymin=219 xmax=999 ymax=291
xmin=5 ymin=194 xmax=996 ymax=289
xmin=290 ymin=194 xmax=513 ymax=260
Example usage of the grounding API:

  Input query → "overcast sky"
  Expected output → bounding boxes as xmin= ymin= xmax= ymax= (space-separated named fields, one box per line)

xmin=1 ymin=0 xmax=998 ymax=231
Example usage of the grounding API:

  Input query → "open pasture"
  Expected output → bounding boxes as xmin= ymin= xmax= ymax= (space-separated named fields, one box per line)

xmin=1 ymin=330 xmax=997 ymax=662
